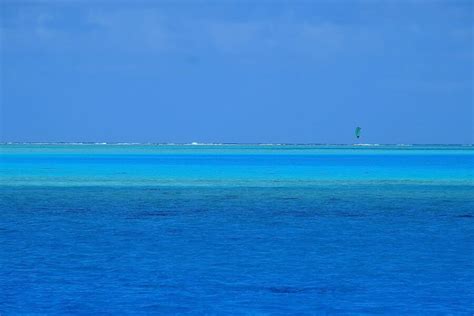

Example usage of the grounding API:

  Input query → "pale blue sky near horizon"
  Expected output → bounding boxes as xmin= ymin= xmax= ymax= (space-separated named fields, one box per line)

xmin=0 ymin=0 xmax=472 ymax=144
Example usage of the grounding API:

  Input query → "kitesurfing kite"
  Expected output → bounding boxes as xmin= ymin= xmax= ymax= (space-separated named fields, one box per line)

xmin=355 ymin=127 xmax=361 ymax=139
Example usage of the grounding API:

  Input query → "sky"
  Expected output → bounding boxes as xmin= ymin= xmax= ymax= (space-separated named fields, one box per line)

xmin=0 ymin=0 xmax=472 ymax=144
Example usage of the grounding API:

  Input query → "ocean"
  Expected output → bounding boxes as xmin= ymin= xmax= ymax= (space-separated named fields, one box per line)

xmin=0 ymin=144 xmax=473 ymax=314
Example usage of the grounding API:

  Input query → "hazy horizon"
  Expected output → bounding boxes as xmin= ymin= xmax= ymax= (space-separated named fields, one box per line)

xmin=1 ymin=142 xmax=472 ymax=146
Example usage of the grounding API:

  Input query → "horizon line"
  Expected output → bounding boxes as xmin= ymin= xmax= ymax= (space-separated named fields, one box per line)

xmin=1 ymin=142 xmax=472 ymax=146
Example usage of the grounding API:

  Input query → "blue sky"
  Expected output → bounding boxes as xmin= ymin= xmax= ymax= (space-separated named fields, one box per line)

xmin=1 ymin=0 xmax=472 ymax=144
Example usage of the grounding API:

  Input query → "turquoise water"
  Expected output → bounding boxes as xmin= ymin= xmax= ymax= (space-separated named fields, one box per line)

xmin=1 ymin=144 xmax=473 ymax=313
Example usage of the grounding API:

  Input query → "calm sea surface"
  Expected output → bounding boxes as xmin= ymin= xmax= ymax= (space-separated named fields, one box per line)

xmin=1 ymin=144 xmax=473 ymax=314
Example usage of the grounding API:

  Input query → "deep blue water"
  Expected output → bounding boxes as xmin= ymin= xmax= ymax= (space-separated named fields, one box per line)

xmin=1 ymin=145 xmax=473 ymax=314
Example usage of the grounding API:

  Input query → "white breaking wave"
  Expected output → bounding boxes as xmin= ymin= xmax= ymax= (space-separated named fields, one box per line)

xmin=187 ymin=142 xmax=224 ymax=146
xmin=353 ymin=143 xmax=381 ymax=146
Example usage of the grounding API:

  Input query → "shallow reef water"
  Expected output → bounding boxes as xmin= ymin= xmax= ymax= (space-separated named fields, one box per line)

xmin=0 ymin=145 xmax=473 ymax=314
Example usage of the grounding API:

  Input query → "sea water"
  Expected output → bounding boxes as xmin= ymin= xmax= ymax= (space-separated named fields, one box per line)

xmin=0 ymin=144 xmax=473 ymax=314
